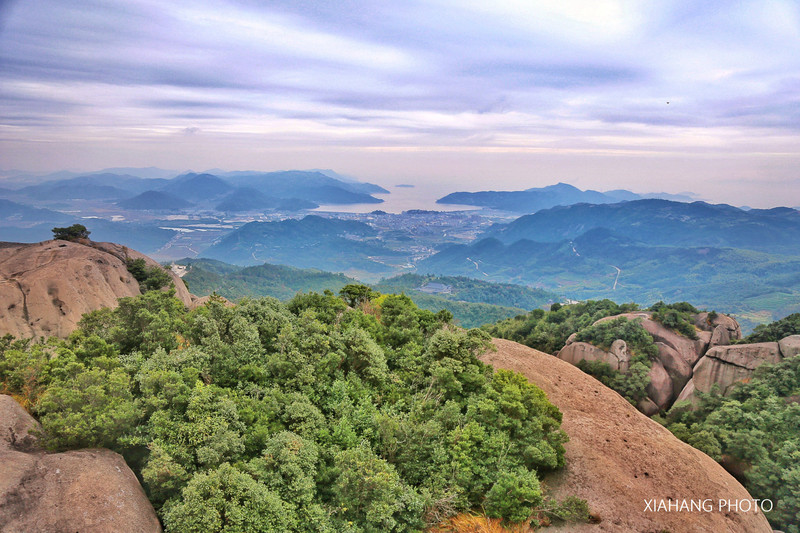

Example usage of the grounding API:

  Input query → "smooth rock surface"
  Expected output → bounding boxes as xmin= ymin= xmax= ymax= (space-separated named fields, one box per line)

xmin=691 ymin=342 xmax=781 ymax=396
xmin=557 ymin=341 xmax=630 ymax=372
xmin=483 ymin=339 xmax=772 ymax=533
xmin=778 ymin=335 xmax=800 ymax=359
xmin=0 ymin=395 xmax=161 ymax=533
xmin=0 ymin=240 xmax=195 ymax=339
xmin=646 ymin=360 xmax=673 ymax=409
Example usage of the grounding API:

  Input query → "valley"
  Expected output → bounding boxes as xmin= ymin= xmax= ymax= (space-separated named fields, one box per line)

xmin=2 ymin=168 xmax=800 ymax=331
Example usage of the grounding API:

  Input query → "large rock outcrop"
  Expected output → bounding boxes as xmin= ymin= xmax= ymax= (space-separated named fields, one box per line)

xmin=483 ymin=339 xmax=772 ymax=533
xmin=558 ymin=311 xmax=747 ymax=413
xmin=557 ymin=340 xmax=630 ymax=372
xmin=0 ymin=395 xmax=161 ymax=532
xmin=0 ymin=240 xmax=195 ymax=339
xmin=677 ymin=338 xmax=796 ymax=404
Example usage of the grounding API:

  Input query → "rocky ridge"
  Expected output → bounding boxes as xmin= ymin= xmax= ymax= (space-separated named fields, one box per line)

xmin=0 ymin=240 xmax=196 ymax=339
xmin=557 ymin=310 xmax=798 ymax=414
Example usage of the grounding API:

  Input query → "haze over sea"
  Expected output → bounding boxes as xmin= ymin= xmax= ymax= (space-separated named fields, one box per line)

xmin=313 ymin=182 xmax=479 ymax=214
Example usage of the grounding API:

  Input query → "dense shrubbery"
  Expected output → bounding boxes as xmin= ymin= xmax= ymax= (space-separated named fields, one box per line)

xmin=572 ymin=316 xmax=658 ymax=405
xmin=648 ymin=301 xmax=698 ymax=339
xmin=483 ymin=299 xmax=640 ymax=355
xmin=0 ymin=288 xmax=585 ymax=531
xmin=738 ymin=312 xmax=800 ymax=343
xmin=126 ymin=258 xmax=173 ymax=292
xmin=664 ymin=355 xmax=800 ymax=532
xmin=573 ymin=316 xmax=658 ymax=359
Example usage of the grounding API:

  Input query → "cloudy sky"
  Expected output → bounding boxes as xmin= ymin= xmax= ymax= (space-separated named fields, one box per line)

xmin=1 ymin=0 xmax=798 ymax=205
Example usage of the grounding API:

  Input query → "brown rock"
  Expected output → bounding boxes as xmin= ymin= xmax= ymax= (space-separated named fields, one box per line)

xmin=557 ymin=341 xmax=630 ymax=372
xmin=655 ymin=342 xmax=693 ymax=398
xmin=778 ymin=335 xmax=800 ymax=359
xmin=637 ymin=397 xmax=660 ymax=416
xmin=710 ymin=324 xmax=731 ymax=347
xmin=597 ymin=312 xmax=704 ymax=367
xmin=646 ymin=360 xmax=673 ymax=409
xmin=695 ymin=312 xmax=742 ymax=340
xmin=0 ymin=240 xmax=195 ymax=339
xmin=482 ymin=339 xmax=772 ymax=533
xmin=696 ymin=329 xmax=712 ymax=354
xmin=692 ymin=343 xmax=781 ymax=396
xmin=0 ymin=395 xmax=39 ymax=451
xmin=675 ymin=379 xmax=698 ymax=406
xmin=0 ymin=395 xmax=161 ymax=533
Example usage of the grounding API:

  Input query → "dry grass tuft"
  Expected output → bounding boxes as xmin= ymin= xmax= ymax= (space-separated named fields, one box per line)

xmin=430 ymin=512 xmax=535 ymax=533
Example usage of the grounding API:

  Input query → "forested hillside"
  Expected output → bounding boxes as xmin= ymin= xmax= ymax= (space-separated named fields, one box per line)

xmin=0 ymin=289 xmax=586 ymax=532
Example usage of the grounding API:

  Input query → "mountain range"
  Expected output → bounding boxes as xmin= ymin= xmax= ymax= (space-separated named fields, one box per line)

xmin=437 ymin=182 xmax=697 ymax=213
xmin=418 ymin=200 xmax=800 ymax=329
xmin=1 ymin=169 xmax=387 ymax=211
xmin=200 ymin=215 xmax=404 ymax=277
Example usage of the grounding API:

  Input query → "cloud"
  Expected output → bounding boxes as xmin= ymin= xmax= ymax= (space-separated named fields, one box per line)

xmin=0 ymin=0 xmax=798 ymax=207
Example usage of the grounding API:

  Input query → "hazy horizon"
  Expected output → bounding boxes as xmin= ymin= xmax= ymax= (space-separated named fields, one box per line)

xmin=1 ymin=1 xmax=798 ymax=208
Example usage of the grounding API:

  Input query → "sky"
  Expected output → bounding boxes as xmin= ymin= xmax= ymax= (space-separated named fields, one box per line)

xmin=1 ymin=0 xmax=798 ymax=206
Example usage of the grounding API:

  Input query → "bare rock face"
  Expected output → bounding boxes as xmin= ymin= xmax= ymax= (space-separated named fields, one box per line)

xmin=640 ymin=316 xmax=705 ymax=367
xmin=482 ymin=339 xmax=772 ymax=533
xmin=645 ymin=360 xmax=673 ymax=409
xmin=686 ymin=342 xmax=782 ymax=398
xmin=710 ymin=324 xmax=731 ymax=347
xmin=557 ymin=341 xmax=630 ymax=372
xmin=0 ymin=395 xmax=161 ymax=533
xmin=694 ymin=312 xmax=742 ymax=340
xmin=778 ymin=335 xmax=800 ymax=359
xmin=0 ymin=240 xmax=195 ymax=339
xmin=654 ymin=341 xmax=693 ymax=398
xmin=675 ymin=379 xmax=698 ymax=406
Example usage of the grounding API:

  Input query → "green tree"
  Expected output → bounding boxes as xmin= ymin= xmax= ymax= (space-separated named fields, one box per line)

xmin=339 ymin=284 xmax=379 ymax=308
xmin=162 ymin=463 xmax=292 ymax=533
xmin=38 ymin=363 xmax=137 ymax=450
xmin=52 ymin=224 xmax=90 ymax=241
xmin=331 ymin=444 xmax=424 ymax=533
xmin=484 ymin=468 xmax=543 ymax=523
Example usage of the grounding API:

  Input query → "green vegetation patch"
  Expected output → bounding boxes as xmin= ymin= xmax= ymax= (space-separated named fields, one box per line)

xmin=483 ymin=299 xmax=641 ymax=355
xmin=0 ymin=289 xmax=587 ymax=531
xmin=126 ymin=257 xmax=173 ymax=292
xmin=573 ymin=317 xmax=657 ymax=405
xmin=648 ymin=301 xmax=699 ymax=339
xmin=738 ymin=312 xmax=800 ymax=343
xmin=664 ymin=353 xmax=800 ymax=532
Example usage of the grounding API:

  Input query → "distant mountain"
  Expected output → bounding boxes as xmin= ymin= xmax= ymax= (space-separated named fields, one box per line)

xmin=160 ymin=173 xmax=233 ymax=202
xmin=4 ymin=169 xmax=385 ymax=207
xmin=417 ymin=209 xmax=800 ymax=327
xmin=436 ymin=182 xmax=696 ymax=213
xmin=117 ymin=190 xmax=193 ymax=211
xmin=214 ymin=187 xmax=317 ymax=212
xmin=16 ymin=180 xmax=131 ymax=201
xmin=0 ymin=199 xmax=72 ymax=223
xmin=376 ymin=273 xmax=556 ymax=311
xmin=221 ymin=170 xmax=385 ymax=204
xmin=308 ymin=169 xmax=390 ymax=194
xmin=9 ymin=173 xmax=171 ymax=197
xmin=200 ymin=215 xmax=402 ymax=274
xmin=179 ymin=259 xmax=356 ymax=301
xmin=485 ymin=199 xmax=800 ymax=255
xmin=95 ymin=166 xmax=179 ymax=179
xmin=181 ymin=259 xmax=547 ymax=328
